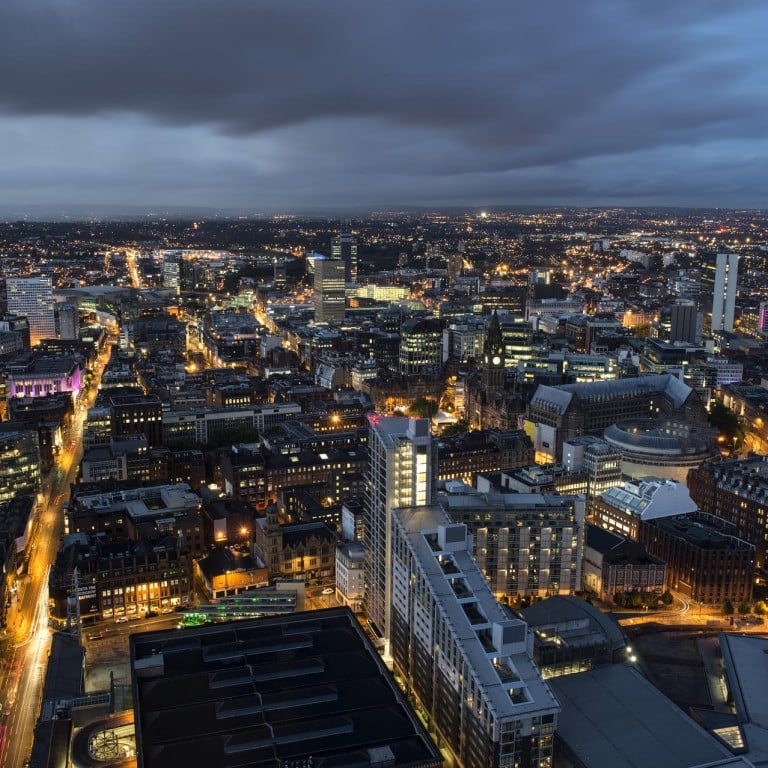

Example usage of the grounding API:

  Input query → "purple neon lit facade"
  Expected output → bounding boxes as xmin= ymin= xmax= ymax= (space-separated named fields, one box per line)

xmin=8 ymin=362 xmax=83 ymax=400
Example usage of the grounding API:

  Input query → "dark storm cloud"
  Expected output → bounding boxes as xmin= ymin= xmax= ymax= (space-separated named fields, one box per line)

xmin=0 ymin=0 xmax=766 ymax=210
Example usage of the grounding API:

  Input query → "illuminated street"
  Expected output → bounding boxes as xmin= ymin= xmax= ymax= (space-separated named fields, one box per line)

xmin=0 ymin=343 xmax=108 ymax=768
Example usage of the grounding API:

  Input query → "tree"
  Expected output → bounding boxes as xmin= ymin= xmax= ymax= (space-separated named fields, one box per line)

xmin=408 ymin=397 xmax=438 ymax=419
xmin=628 ymin=591 xmax=644 ymax=609
xmin=661 ymin=590 xmax=674 ymax=606
xmin=738 ymin=601 xmax=752 ymax=615
xmin=709 ymin=402 xmax=746 ymax=451
xmin=440 ymin=419 xmax=470 ymax=438
xmin=613 ymin=592 xmax=626 ymax=608
xmin=723 ymin=600 xmax=735 ymax=616
xmin=754 ymin=600 xmax=768 ymax=616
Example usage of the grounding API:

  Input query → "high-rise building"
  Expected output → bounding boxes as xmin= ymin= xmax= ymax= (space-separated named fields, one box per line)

xmin=331 ymin=225 xmax=358 ymax=284
xmin=711 ymin=252 xmax=738 ymax=333
xmin=398 ymin=317 xmax=443 ymax=378
xmin=364 ymin=415 xmax=435 ymax=650
xmin=669 ymin=299 xmax=699 ymax=344
xmin=273 ymin=261 xmax=287 ymax=290
xmin=57 ymin=302 xmax=80 ymax=340
xmin=0 ymin=425 xmax=42 ymax=507
xmin=6 ymin=277 xmax=55 ymax=345
xmin=313 ymin=256 xmax=346 ymax=324
xmin=758 ymin=300 xmax=768 ymax=338
xmin=162 ymin=251 xmax=182 ymax=294
xmin=390 ymin=504 xmax=559 ymax=767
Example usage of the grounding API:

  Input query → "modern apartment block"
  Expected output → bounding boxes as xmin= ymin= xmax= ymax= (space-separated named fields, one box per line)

xmin=438 ymin=488 xmax=585 ymax=598
xmin=391 ymin=504 xmax=559 ymax=768
xmin=364 ymin=415 xmax=435 ymax=648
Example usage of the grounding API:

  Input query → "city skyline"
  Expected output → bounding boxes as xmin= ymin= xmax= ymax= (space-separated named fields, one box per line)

xmin=0 ymin=1 xmax=767 ymax=215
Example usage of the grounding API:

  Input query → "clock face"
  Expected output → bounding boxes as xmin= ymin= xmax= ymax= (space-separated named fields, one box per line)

xmin=492 ymin=355 xmax=501 ymax=365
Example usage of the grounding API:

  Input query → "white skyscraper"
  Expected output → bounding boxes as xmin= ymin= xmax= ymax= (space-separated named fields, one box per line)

xmin=364 ymin=415 xmax=434 ymax=653
xmin=711 ymin=253 xmax=738 ymax=333
xmin=6 ymin=277 xmax=55 ymax=345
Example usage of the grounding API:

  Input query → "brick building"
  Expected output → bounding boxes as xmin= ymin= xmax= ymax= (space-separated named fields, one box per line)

xmin=583 ymin=524 xmax=666 ymax=601
xmin=688 ymin=456 xmax=768 ymax=574
xmin=638 ymin=512 xmax=753 ymax=605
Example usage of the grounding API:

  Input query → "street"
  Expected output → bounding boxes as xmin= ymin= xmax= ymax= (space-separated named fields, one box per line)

xmin=0 ymin=343 xmax=108 ymax=768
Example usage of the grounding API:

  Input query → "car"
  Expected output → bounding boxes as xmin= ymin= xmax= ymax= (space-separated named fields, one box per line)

xmin=161 ymin=608 xmax=173 ymax=614
xmin=115 ymin=616 xmax=128 ymax=624
xmin=321 ymin=587 xmax=334 ymax=595
xmin=128 ymin=614 xmax=141 ymax=621
xmin=88 ymin=632 xmax=105 ymax=641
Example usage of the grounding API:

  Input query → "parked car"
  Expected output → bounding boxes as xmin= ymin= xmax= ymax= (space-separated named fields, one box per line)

xmin=322 ymin=587 xmax=334 ymax=595
xmin=115 ymin=616 xmax=128 ymax=624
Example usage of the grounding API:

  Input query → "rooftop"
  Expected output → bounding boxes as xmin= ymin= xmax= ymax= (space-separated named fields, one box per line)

xmin=530 ymin=373 xmax=692 ymax=414
xmin=550 ymin=664 xmax=736 ymax=768
xmin=395 ymin=504 xmax=559 ymax=725
xmin=130 ymin=608 xmax=442 ymax=768
xmin=600 ymin=478 xmax=697 ymax=520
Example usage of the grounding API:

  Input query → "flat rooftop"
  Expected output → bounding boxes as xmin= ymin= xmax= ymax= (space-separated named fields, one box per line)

xmin=130 ymin=607 xmax=442 ymax=768
xmin=550 ymin=664 xmax=735 ymax=768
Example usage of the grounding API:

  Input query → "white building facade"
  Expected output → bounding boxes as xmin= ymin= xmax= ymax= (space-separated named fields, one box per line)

xmin=364 ymin=415 xmax=434 ymax=651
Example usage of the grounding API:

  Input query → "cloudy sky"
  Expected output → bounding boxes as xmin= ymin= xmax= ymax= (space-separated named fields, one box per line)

xmin=0 ymin=0 xmax=766 ymax=214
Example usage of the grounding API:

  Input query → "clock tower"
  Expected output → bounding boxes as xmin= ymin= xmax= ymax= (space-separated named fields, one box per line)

xmin=482 ymin=311 xmax=505 ymax=394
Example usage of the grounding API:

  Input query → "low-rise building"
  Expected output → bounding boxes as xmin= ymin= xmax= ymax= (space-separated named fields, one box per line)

xmin=254 ymin=510 xmax=337 ymax=583
xmin=582 ymin=524 xmax=666 ymax=600
xmin=518 ymin=595 xmax=629 ymax=678
xmin=437 ymin=428 xmax=533 ymax=485
xmin=639 ymin=512 xmax=754 ymax=605
xmin=129 ymin=608 xmax=444 ymax=768
xmin=588 ymin=477 xmax=697 ymax=540
xmin=688 ymin=455 xmax=768 ymax=573
xmin=49 ymin=534 xmax=193 ymax=621
xmin=335 ymin=541 xmax=365 ymax=611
